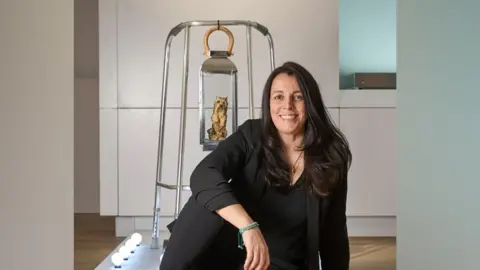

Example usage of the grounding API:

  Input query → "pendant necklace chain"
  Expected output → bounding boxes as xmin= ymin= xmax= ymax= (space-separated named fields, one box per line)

xmin=291 ymin=151 xmax=304 ymax=174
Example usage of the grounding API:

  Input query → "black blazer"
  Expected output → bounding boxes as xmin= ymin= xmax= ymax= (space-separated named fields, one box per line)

xmin=189 ymin=119 xmax=350 ymax=270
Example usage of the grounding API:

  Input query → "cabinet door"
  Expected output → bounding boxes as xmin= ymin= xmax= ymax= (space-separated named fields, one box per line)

xmin=117 ymin=108 xmax=260 ymax=216
xmin=99 ymin=109 xmax=118 ymax=215
xmin=339 ymin=108 xmax=396 ymax=216
xmin=328 ymin=108 xmax=340 ymax=126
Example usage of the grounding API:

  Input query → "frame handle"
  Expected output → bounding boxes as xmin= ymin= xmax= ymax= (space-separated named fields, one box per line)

xmin=203 ymin=25 xmax=235 ymax=56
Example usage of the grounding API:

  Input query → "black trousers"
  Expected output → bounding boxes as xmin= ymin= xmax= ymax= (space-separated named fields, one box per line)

xmin=159 ymin=197 xmax=246 ymax=270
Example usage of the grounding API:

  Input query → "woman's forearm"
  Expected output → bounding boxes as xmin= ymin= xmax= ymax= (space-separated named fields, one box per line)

xmin=216 ymin=204 xmax=254 ymax=229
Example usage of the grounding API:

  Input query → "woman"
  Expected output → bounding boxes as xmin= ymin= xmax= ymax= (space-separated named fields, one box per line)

xmin=160 ymin=61 xmax=352 ymax=270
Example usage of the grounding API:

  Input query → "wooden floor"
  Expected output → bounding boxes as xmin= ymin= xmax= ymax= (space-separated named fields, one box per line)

xmin=75 ymin=214 xmax=396 ymax=270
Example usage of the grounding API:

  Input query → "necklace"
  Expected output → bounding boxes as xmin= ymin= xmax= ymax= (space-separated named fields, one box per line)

xmin=291 ymin=152 xmax=304 ymax=174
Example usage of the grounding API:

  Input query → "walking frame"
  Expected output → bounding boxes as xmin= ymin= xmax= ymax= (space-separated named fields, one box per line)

xmin=150 ymin=20 xmax=276 ymax=250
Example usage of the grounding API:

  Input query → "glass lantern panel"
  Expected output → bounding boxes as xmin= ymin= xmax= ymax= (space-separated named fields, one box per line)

xmin=201 ymin=71 xmax=237 ymax=147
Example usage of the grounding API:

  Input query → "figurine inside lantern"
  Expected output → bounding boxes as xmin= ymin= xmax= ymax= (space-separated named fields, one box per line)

xmin=199 ymin=25 xmax=238 ymax=151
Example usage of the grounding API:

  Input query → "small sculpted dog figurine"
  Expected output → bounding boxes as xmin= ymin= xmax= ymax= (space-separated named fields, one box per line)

xmin=207 ymin=96 xmax=228 ymax=141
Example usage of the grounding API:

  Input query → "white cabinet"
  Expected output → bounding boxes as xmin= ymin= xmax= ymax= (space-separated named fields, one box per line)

xmin=117 ymin=108 xmax=260 ymax=216
xmin=116 ymin=107 xmax=339 ymax=216
xmin=328 ymin=108 xmax=340 ymax=126
xmin=99 ymin=109 xmax=118 ymax=215
xmin=339 ymin=108 xmax=396 ymax=216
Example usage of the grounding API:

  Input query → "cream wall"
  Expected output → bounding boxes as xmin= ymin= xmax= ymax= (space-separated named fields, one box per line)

xmin=0 ymin=0 xmax=74 ymax=269
xmin=99 ymin=0 xmax=397 ymax=237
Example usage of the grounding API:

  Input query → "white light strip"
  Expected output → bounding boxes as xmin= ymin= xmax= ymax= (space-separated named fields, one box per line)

xmin=110 ymin=232 xmax=144 ymax=268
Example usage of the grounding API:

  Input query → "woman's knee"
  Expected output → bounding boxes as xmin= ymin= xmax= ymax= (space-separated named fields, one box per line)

xmin=169 ymin=197 xmax=224 ymax=234
xmin=159 ymin=198 xmax=225 ymax=269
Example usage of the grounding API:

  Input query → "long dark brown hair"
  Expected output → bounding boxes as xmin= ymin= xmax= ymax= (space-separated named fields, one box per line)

xmin=260 ymin=61 xmax=352 ymax=197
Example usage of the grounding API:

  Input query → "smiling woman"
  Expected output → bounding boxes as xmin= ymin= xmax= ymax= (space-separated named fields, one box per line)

xmin=260 ymin=62 xmax=351 ymax=195
xmin=160 ymin=61 xmax=352 ymax=270
xmin=269 ymin=72 xmax=306 ymax=137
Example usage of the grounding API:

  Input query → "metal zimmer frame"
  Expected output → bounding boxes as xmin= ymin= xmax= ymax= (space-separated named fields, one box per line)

xmin=151 ymin=20 xmax=276 ymax=249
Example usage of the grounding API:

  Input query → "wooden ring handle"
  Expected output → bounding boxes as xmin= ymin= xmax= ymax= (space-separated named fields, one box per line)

xmin=203 ymin=26 xmax=235 ymax=56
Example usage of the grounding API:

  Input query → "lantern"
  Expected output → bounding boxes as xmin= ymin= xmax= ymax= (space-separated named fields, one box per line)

xmin=199 ymin=25 xmax=238 ymax=151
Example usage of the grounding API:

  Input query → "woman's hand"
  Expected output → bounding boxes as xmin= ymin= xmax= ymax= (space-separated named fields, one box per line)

xmin=215 ymin=204 xmax=269 ymax=269
xmin=242 ymin=227 xmax=270 ymax=270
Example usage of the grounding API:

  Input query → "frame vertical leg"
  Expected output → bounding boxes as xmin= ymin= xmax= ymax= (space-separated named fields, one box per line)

xmin=246 ymin=25 xmax=254 ymax=119
xmin=174 ymin=25 xmax=191 ymax=219
xmin=151 ymin=33 xmax=175 ymax=249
